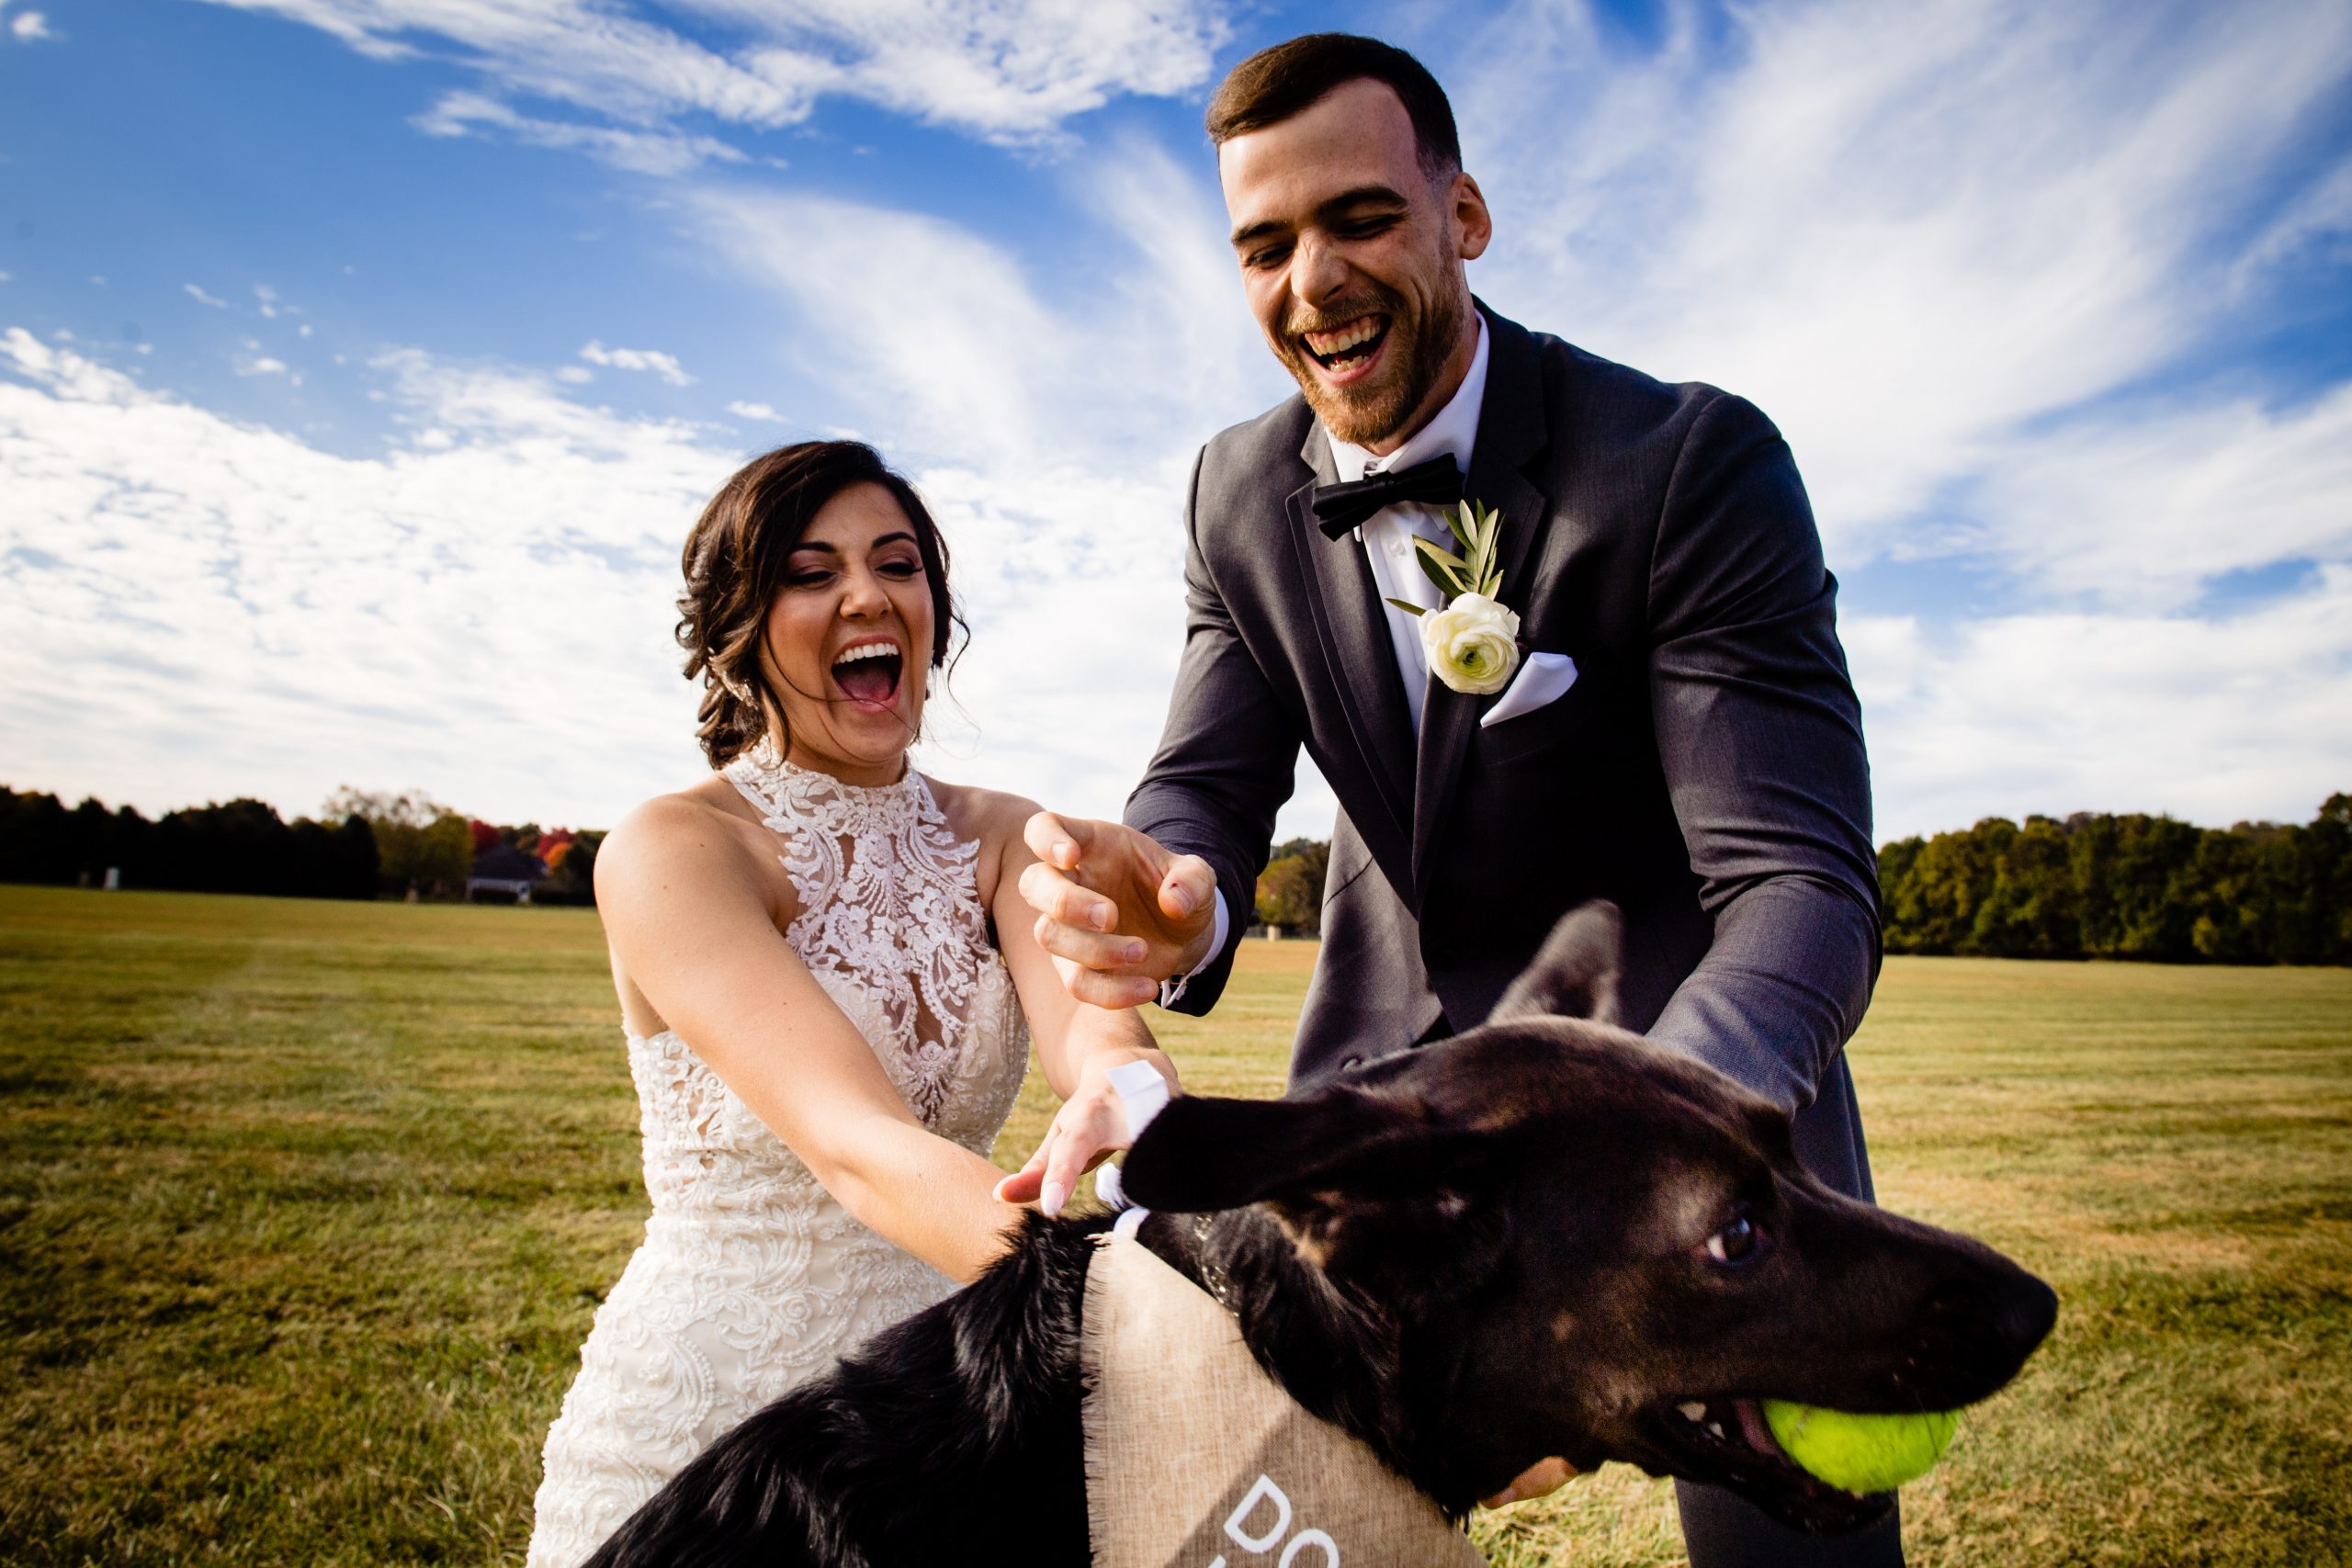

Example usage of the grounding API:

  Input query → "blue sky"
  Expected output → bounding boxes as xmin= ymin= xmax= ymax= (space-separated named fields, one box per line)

xmin=4 ymin=0 xmax=2349 ymax=844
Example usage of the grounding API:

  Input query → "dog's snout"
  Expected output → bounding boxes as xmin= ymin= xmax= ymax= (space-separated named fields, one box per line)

xmin=1895 ymin=1248 xmax=2060 ymax=1408
xmin=1994 ymin=1275 xmax=2059 ymax=1362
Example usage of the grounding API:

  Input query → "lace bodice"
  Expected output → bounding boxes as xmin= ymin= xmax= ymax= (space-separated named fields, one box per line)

xmin=526 ymin=746 xmax=1030 ymax=1567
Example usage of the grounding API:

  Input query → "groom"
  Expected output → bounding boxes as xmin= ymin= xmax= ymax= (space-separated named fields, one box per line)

xmin=1022 ymin=33 xmax=1894 ymax=1566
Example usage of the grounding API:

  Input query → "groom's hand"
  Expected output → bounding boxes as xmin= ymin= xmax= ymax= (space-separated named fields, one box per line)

xmin=1020 ymin=813 xmax=1217 ymax=1010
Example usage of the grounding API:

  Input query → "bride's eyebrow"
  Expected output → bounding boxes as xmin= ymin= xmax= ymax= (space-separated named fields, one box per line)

xmin=787 ymin=532 xmax=918 ymax=557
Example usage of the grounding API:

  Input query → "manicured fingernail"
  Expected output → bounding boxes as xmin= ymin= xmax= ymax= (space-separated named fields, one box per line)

xmin=1134 ymin=979 xmax=1157 ymax=1004
xmin=1091 ymin=903 xmax=1114 ymax=931
xmin=1125 ymin=942 xmax=1147 ymax=964
xmin=1041 ymin=1180 xmax=1066 ymax=1217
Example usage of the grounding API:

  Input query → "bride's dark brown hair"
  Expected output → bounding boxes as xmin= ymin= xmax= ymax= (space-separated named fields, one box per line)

xmin=677 ymin=440 xmax=966 ymax=768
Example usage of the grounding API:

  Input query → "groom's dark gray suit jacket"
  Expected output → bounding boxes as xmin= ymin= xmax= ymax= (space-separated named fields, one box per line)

xmin=1125 ymin=303 xmax=1883 ymax=1196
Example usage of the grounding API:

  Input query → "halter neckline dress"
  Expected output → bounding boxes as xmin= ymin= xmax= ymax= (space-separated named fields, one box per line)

xmin=526 ymin=746 xmax=1029 ymax=1567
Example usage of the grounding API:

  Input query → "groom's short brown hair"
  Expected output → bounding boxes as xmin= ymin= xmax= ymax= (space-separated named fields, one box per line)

xmin=1205 ymin=34 xmax=1461 ymax=177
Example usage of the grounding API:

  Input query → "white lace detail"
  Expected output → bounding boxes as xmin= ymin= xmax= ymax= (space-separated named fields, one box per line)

xmin=526 ymin=745 xmax=1029 ymax=1567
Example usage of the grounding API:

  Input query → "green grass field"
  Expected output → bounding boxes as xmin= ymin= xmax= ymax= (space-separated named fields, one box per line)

xmin=1 ymin=886 xmax=2346 ymax=1566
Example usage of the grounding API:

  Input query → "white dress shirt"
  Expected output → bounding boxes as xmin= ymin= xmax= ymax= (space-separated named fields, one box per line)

xmin=1327 ymin=314 xmax=1491 ymax=733
xmin=1169 ymin=318 xmax=1492 ymax=1005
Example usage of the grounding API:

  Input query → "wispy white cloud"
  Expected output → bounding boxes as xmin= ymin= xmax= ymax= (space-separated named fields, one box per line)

xmin=1850 ymin=570 xmax=2352 ymax=838
xmin=2233 ymin=152 xmax=2352 ymax=289
xmin=9 ymin=10 xmax=52 ymax=41
xmin=579 ymin=340 xmax=695 ymax=387
xmin=1452 ymin=0 xmax=2352 ymax=567
xmin=689 ymin=139 xmax=1274 ymax=468
xmin=0 ymin=327 xmax=1272 ymax=833
xmin=697 ymin=189 xmax=1071 ymax=462
xmin=1960 ymin=385 xmax=2352 ymax=614
xmin=184 ymin=283 xmax=228 ymax=308
xmin=0 ymin=327 xmax=723 ymax=824
xmin=1407 ymin=0 xmax=2352 ymax=833
xmin=199 ymin=0 xmax=1229 ymax=151
xmin=415 ymin=90 xmax=750 ymax=175
xmin=727 ymin=400 xmax=785 ymax=422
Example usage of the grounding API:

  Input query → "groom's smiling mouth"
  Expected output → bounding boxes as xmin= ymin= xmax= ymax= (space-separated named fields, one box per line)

xmin=1300 ymin=313 xmax=1390 ymax=379
xmin=831 ymin=637 xmax=903 ymax=709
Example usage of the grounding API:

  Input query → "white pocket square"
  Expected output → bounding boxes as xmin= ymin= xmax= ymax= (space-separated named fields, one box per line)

xmin=1480 ymin=650 xmax=1578 ymax=728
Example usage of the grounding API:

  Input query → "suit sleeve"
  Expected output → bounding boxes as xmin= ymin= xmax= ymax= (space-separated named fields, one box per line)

xmin=1642 ymin=392 xmax=1883 ymax=1112
xmin=1123 ymin=450 xmax=1302 ymax=1014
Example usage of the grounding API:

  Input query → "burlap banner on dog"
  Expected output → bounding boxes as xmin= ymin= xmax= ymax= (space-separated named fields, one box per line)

xmin=1080 ymin=1233 xmax=1487 ymax=1568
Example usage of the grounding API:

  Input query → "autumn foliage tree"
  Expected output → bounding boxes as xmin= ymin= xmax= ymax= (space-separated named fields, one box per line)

xmin=322 ymin=787 xmax=473 ymax=896
xmin=1255 ymin=837 xmax=1332 ymax=936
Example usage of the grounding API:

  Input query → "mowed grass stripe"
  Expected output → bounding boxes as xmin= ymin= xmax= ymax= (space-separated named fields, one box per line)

xmin=1 ymin=886 xmax=2347 ymax=1565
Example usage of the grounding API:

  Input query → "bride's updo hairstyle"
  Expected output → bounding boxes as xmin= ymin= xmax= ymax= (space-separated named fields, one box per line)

xmin=677 ymin=440 xmax=965 ymax=767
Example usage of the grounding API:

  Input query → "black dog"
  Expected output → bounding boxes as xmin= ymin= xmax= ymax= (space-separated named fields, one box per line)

xmin=583 ymin=903 xmax=2057 ymax=1564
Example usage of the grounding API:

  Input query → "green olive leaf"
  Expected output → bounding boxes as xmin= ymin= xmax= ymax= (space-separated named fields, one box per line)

xmin=1413 ymin=536 xmax=1470 ymax=573
xmin=1444 ymin=500 xmax=1476 ymax=552
xmin=1418 ymin=551 xmax=1465 ymax=597
xmin=1383 ymin=596 xmax=1429 ymax=616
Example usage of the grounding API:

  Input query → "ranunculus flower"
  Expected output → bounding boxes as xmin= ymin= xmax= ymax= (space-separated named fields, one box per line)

xmin=1420 ymin=592 xmax=1521 ymax=695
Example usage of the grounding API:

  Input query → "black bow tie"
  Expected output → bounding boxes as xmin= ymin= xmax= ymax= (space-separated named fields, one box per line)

xmin=1309 ymin=455 xmax=1464 ymax=539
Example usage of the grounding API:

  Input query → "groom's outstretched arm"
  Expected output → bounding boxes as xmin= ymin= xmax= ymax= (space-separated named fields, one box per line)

xmin=1641 ymin=391 xmax=1883 ymax=1114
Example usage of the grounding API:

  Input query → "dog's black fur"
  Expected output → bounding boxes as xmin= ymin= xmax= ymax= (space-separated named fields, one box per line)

xmin=582 ymin=903 xmax=2057 ymax=1565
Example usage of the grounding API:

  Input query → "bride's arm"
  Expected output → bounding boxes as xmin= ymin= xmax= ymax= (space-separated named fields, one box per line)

xmin=982 ymin=795 xmax=1180 ymax=1216
xmin=596 ymin=796 xmax=1020 ymax=1284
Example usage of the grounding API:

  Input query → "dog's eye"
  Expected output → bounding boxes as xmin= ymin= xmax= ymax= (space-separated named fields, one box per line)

xmin=1704 ymin=1213 xmax=1763 ymax=1265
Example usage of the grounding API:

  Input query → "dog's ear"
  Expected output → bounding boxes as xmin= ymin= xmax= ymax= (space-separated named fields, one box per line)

xmin=1487 ymin=900 xmax=1623 ymax=1026
xmin=1119 ymin=1088 xmax=1444 ymax=1214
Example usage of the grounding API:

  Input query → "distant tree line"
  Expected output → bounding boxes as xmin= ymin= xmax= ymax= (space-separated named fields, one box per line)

xmin=12 ymin=777 xmax=2343 ymax=958
xmin=0 ymin=787 xmax=379 ymax=899
xmin=0 ymin=785 xmax=604 ymax=905
xmin=1879 ymin=795 xmax=2351 ymax=964
xmin=1253 ymin=794 xmax=2350 ymax=966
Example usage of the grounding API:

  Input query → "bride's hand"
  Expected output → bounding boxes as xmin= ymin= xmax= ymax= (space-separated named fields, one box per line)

xmin=1018 ymin=813 xmax=1218 ymax=1009
xmin=993 ymin=1049 xmax=1177 ymax=1216
xmin=1480 ymin=1457 xmax=1581 ymax=1508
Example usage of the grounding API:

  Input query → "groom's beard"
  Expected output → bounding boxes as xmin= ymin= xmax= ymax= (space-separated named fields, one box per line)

xmin=1282 ymin=275 xmax=1467 ymax=450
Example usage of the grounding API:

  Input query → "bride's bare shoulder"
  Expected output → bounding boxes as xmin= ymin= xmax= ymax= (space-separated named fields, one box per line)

xmin=919 ymin=777 xmax=1041 ymax=899
xmin=596 ymin=778 xmax=774 ymax=897
xmin=922 ymin=777 xmax=1038 ymax=849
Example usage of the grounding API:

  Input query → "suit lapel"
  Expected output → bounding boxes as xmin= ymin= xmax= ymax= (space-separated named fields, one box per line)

xmin=1410 ymin=306 xmax=1553 ymax=908
xmin=1284 ymin=428 xmax=1418 ymax=845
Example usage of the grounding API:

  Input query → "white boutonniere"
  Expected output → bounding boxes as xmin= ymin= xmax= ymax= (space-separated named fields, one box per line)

xmin=1385 ymin=500 xmax=1521 ymax=696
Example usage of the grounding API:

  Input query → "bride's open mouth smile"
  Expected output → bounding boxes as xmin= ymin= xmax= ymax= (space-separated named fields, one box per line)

xmin=830 ymin=637 xmax=904 ymax=712
xmin=1299 ymin=312 xmax=1390 ymax=386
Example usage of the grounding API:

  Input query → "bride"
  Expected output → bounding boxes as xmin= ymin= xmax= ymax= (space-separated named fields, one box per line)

xmin=526 ymin=440 xmax=1180 ymax=1567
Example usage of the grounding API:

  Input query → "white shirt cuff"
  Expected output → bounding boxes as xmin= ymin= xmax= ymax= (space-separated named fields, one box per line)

xmin=1156 ymin=890 xmax=1229 ymax=1010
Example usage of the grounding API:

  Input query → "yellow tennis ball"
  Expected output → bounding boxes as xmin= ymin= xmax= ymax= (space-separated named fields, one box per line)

xmin=1760 ymin=1401 xmax=1958 ymax=1493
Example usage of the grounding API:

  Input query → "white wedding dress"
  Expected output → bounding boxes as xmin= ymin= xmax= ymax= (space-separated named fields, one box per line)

xmin=526 ymin=745 xmax=1030 ymax=1568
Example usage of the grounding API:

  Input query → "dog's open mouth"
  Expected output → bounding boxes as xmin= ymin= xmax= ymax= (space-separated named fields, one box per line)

xmin=1645 ymin=1396 xmax=1894 ymax=1534
xmin=831 ymin=641 xmax=903 ymax=709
